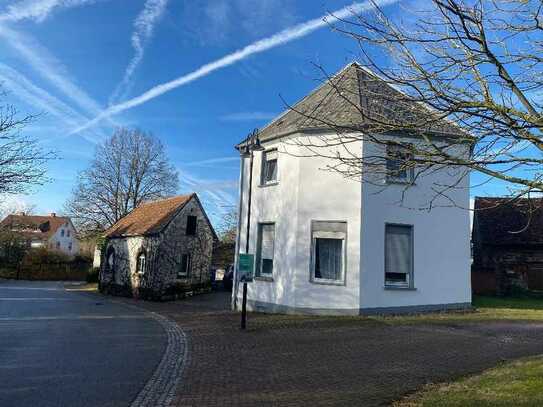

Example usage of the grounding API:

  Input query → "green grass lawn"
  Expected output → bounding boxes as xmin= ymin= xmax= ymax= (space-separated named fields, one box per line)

xmin=374 ymin=295 xmax=543 ymax=324
xmin=392 ymin=296 xmax=543 ymax=406
xmin=395 ymin=356 xmax=543 ymax=407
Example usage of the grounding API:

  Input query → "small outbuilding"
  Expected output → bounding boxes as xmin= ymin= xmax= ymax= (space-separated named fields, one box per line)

xmin=99 ymin=194 xmax=217 ymax=300
xmin=472 ymin=197 xmax=543 ymax=295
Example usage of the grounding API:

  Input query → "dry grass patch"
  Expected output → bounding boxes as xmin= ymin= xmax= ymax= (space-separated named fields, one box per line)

xmin=395 ymin=356 xmax=543 ymax=407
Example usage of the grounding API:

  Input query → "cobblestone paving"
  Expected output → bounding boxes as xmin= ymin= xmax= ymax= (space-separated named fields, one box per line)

xmin=120 ymin=292 xmax=543 ymax=407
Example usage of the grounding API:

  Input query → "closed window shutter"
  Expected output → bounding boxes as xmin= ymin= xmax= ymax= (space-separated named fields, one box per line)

xmin=258 ymin=224 xmax=275 ymax=276
xmin=385 ymin=225 xmax=412 ymax=278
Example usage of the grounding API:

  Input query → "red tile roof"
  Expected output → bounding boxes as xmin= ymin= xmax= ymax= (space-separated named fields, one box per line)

xmin=0 ymin=214 xmax=71 ymax=240
xmin=105 ymin=195 xmax=194 ymax=238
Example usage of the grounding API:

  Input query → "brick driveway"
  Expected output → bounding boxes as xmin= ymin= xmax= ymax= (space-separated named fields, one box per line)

xmin=121 ymin=291 xmax=543 ymax=407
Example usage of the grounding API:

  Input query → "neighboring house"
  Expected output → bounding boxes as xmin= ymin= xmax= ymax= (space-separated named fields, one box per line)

xmin=0 ymin=212 xmax=79 ymax=256
xmin=99 ymin=194 xmax=217 ymax=300
xmin=472 ymin=197 xmax=543 ymax=295
xmin=233 ymin=62 xmax=472 ymax=315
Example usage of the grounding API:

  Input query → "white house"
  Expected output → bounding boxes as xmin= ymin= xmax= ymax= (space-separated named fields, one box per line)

xmin=0 ymin=212 xmax=80 ymax=256
xmin=233 ymin=62 xmax=471 ymax=315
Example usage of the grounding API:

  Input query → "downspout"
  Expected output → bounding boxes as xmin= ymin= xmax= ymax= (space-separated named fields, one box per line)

xmin=232 ymin=151 xmax=246 ymax=310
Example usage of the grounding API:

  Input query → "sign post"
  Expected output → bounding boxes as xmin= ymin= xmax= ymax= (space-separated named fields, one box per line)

xmin=238 ymin=254 xmax=254 ymax=329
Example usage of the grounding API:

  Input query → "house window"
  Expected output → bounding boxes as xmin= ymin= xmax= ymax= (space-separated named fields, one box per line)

xmin=311 ymin=221 xmax=347 ymax=283
xmin=67 ymin=230 xmax=70 ymax=237
xmin=61 ymin=229 xmax=65 ymax=237
xmin=56 ymin=242 xmax=60 ymax=249
xmin=107 ymin=249 xmax=115 ymax=270
xmin=385 ymin=224 xmax=414 ymax=288
xmin=186 ymin=215 xmax=197 ymax=236
xmin=261 ymin=150 xmax=278 ymax=185
xmin=137 ymin=252 xmax=147 ymax=275
xmin=68 ymin=243 xmax=72 ymax=252
xmin=386 ymin=144 xmax=414 ymax=183
xmin=256 ymin=223 xmax=275 ymax=277
xmin=178 ymin=254 xmax=191 ymax=278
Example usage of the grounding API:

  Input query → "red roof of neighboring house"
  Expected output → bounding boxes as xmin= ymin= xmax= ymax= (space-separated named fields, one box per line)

xmin=104 ymin=195 xmax=194 ymax=238
xmin=0 ymin=214 xmax=71 ymax=240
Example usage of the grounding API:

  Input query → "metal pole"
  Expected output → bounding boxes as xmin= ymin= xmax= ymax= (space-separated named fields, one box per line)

xmin=232 ymin=153 xmax=246 ymax=310
xmin=241 ymin=146 xmax=255 ymax=330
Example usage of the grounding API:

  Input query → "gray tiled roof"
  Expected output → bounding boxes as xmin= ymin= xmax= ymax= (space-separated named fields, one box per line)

xmin=241 ymin=62 xmax=466 ymax=146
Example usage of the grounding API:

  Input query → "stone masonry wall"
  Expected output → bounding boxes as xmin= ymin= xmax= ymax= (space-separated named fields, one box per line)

xmin=100 ymin=196 xmax=215 ymax=300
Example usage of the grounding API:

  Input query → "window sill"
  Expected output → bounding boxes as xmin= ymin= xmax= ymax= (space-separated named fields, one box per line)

xmin=254 ymin=276 xmax=274 ymax=282
xmin=386 ymin=179 xmax=415 ymax=186
xmin=311 ymin=279 xmax=345 ymax=286
xmin=384 ymin=286 xmax=417 ymax=291
xmin=258 ymin=181 xmax=279 ymax=188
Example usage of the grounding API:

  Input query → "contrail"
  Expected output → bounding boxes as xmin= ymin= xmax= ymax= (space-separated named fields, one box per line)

xmin=0 ymin=0 xmax=98 ymax=23
xmin=108 ymin=0 xmax=169 ymax=104
xmin=71 ymin=0 xmax=398 ymax=134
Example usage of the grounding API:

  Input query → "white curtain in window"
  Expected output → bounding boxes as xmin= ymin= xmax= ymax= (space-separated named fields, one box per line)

xmin=315 ymin=238 xmax=342 ymax=280
xmin=385 ymin=225 xmax=412 ymax=276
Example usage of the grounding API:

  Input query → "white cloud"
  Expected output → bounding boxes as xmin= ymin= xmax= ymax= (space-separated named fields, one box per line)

xmin=0 ymin=0 xmax=98 ymax=23
xmin=71 ymin=0 xmax=399 ymax=134
xmin=108 ymin=0 xmax=169 ymax=104
xmin=178 ymin=169 xmax=238 ymax=223
xmin=0 ymin=62 xmax=106 ymax=143
xmin=184 ymin=157 xmax=239 ymax=167
xmin=219 ymin=111 xmax=277 ymax=122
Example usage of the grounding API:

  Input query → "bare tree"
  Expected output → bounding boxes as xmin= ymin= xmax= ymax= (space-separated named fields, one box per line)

xmin=217 ymin=206 xmax=237 ymax=244
xmin=0 ymin=198 xmax=36 ymax=220
xmin=65 ymin=128 xmax=179 ymax=233
xmin=282 ymin=0 xmax=543 ymax=211
xmin=0 ymin=91 xmax=54 ymax=195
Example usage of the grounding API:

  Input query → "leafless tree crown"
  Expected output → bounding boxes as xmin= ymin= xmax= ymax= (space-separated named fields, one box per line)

xmin=65 ymin=127 xmax=179 ymax=234
xmin=0 ymin=91 xmax=55 ymax=196
xmin=281 ymin=0 xmax=543 ymax=212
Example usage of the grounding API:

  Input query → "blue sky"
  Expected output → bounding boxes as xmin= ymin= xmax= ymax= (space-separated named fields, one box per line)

xmin=0 ymin=0 xmax=509 ymax=225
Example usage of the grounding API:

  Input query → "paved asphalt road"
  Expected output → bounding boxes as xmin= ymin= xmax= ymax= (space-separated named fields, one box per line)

xmin=0 ymin=280 xmax=167 ymax=407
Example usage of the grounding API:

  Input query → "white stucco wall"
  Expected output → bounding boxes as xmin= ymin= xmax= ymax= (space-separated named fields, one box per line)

xmin=237 ymin=134 xmax=363 ymax=312
xmin=359 ymin=140 xmax=472 ymax=310
xmin=235 ymin=132 xmax=471 ymax=314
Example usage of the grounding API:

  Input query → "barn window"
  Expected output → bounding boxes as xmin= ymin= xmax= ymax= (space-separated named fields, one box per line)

xmin=186 ymin=216 xmax=197 ymax=236
xmin=137 ymin=252 xmax=147 ymax=275
xmin=178 ymin=254 xmax=191 ymax=278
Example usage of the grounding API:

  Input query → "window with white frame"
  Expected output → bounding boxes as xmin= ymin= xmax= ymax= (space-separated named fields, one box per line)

xmin=256 ymin=223 xmax=275 ymax=277
xmin=178 ymin=253 xmax=191 ymax=278
xmin=311 ymin=221 xmax=346 ymax=283
xmin=137 ymin=252 xmax=147 ymax=275
xmin=385 ymin=224 xmax=414 ymax=288
xmin=261 ymin=150 xmax=278 ymax=185
xmin=386 ymin=144 xmax=414 ymax=183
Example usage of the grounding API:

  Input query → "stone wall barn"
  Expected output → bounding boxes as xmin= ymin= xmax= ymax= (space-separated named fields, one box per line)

xmin=99 ymin=194 xmax=217 ymax=300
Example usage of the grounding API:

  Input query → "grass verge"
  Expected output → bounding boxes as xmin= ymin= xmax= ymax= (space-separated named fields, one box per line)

xmin=395 ymin=356 xmax=543 ymax=407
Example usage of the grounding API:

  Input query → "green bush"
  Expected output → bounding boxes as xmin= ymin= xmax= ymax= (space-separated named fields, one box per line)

xmin=87 ymin=267 xmax=99 ymax=283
